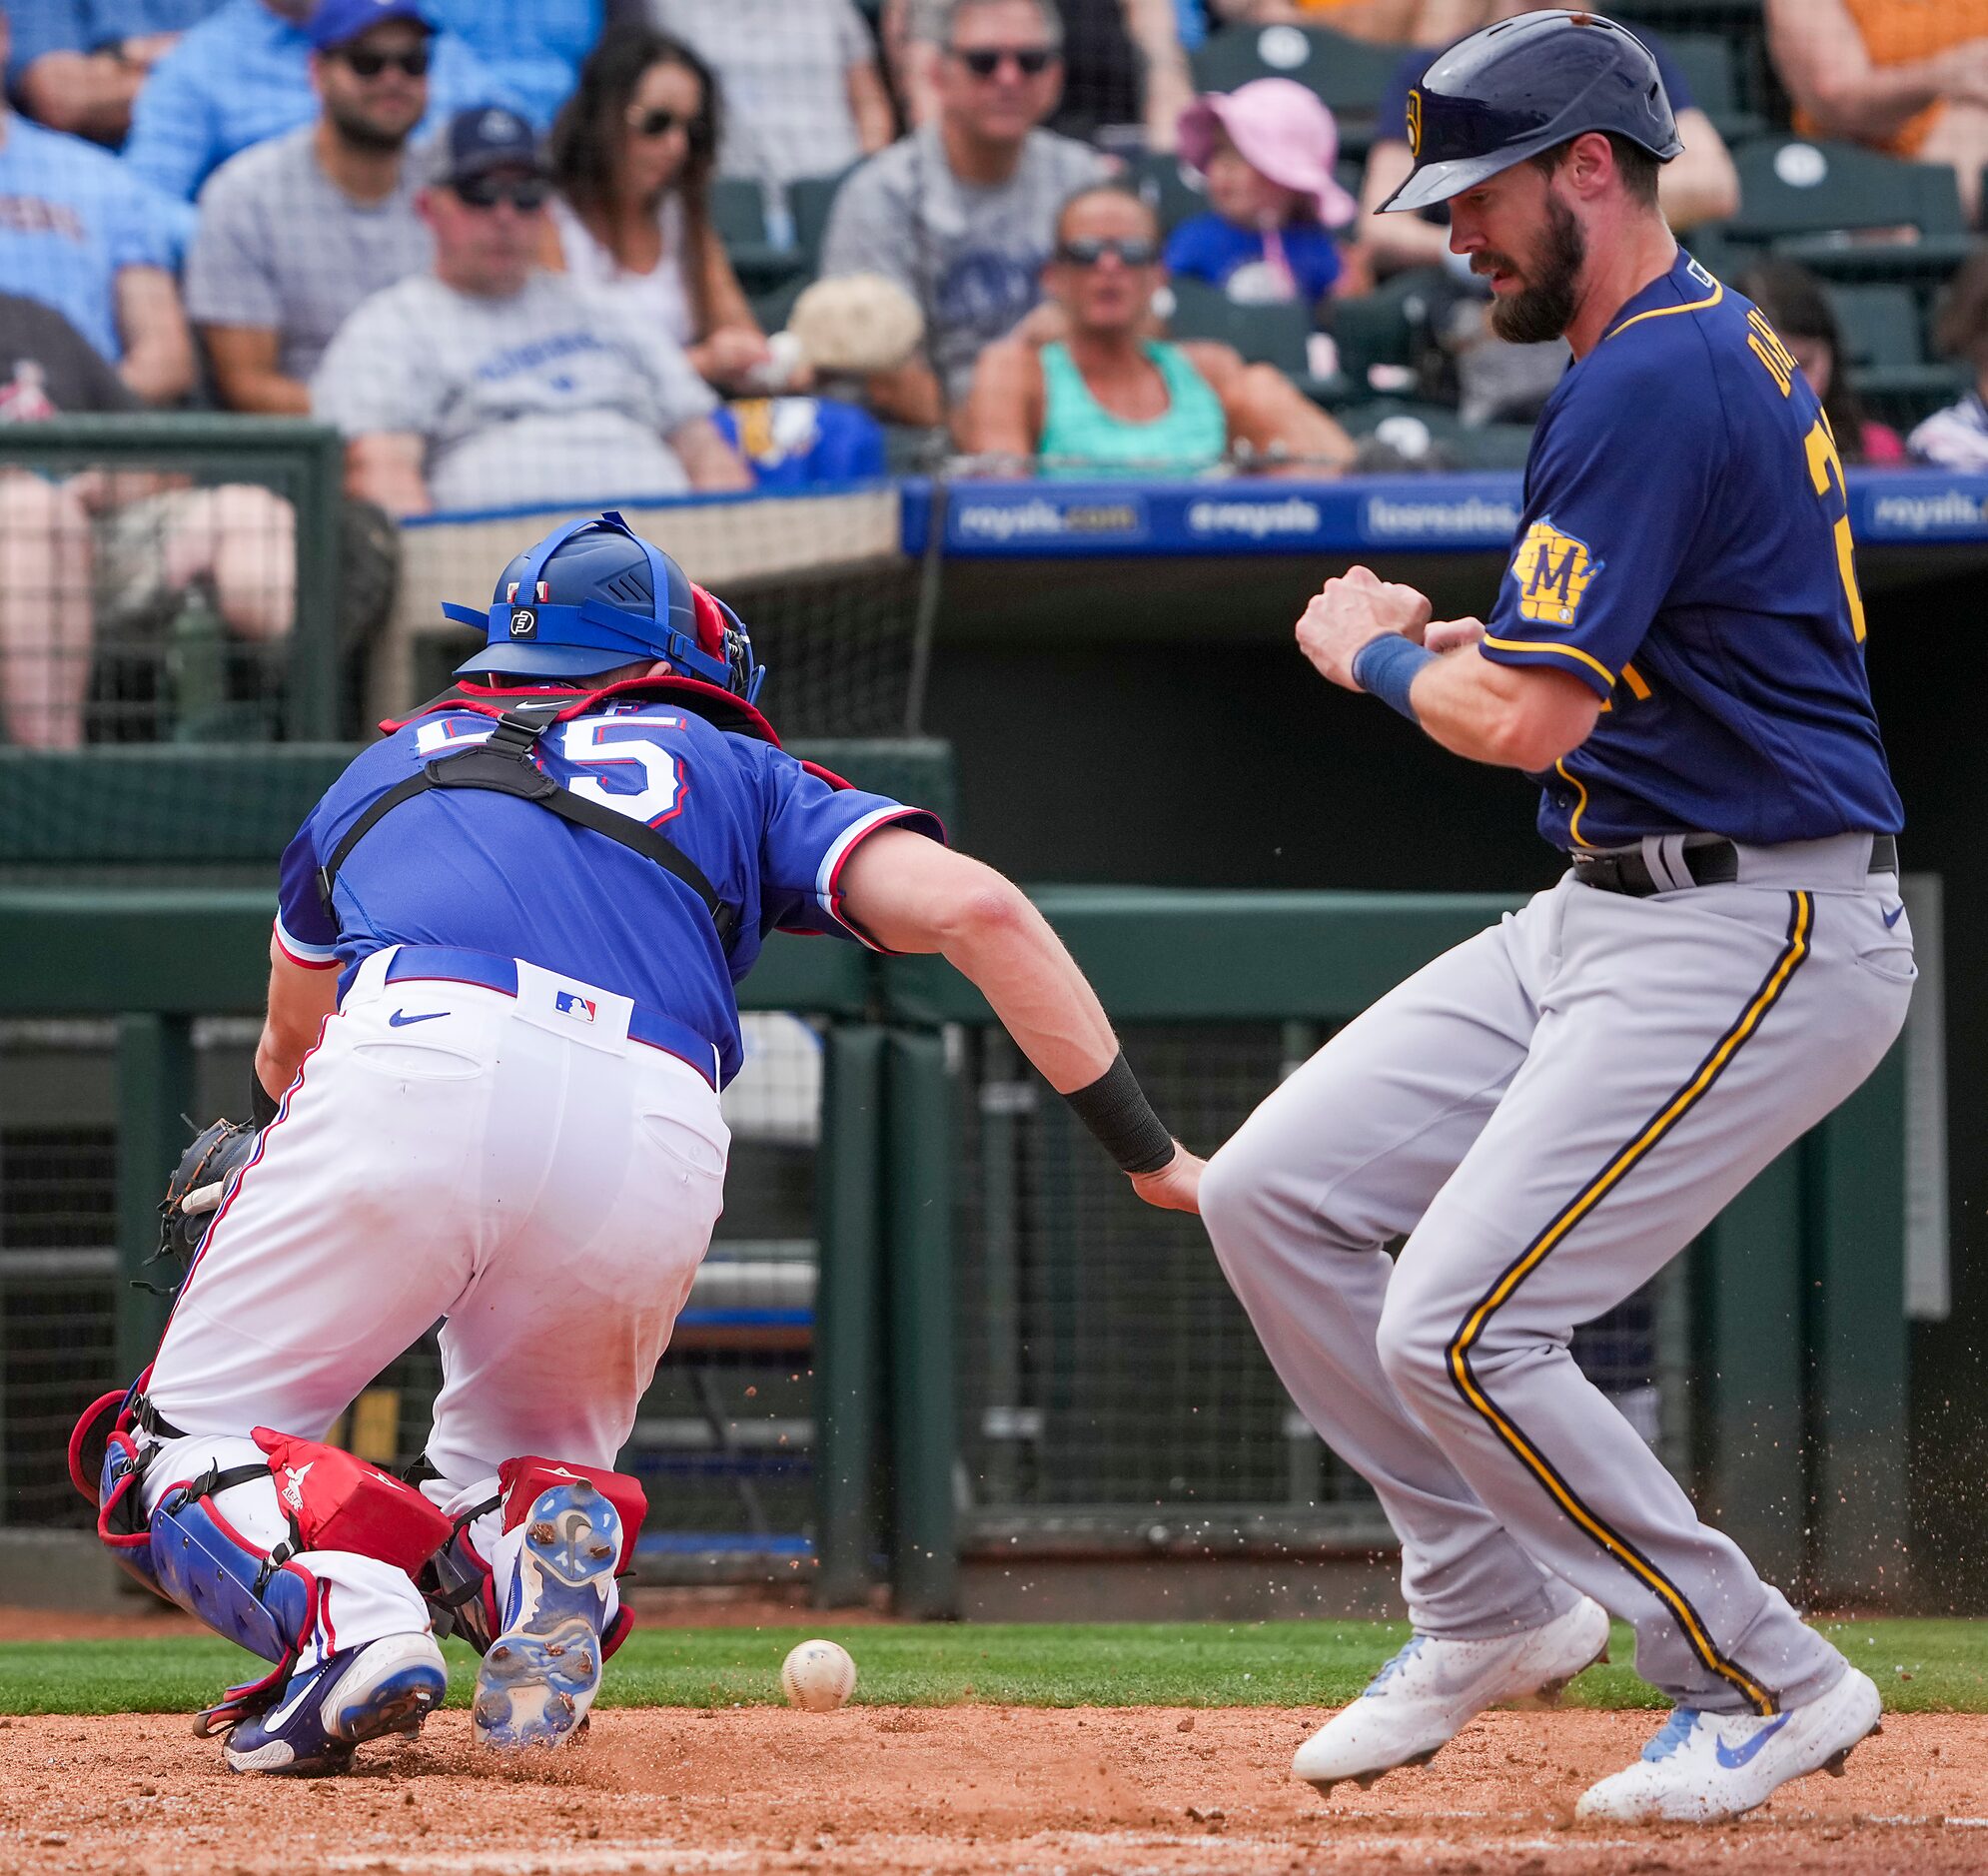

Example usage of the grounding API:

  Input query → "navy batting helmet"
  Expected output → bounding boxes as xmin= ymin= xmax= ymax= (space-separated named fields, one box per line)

xmin=445 ymin=509 xmax=766 ymax=702
xmin=1381 ymin=9 xmax=1681 ymax=216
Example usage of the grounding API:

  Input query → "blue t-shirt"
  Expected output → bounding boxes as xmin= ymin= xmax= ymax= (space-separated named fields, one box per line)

xmin=121 ymin=0 xmax=519 ymax=201
xmin=274 ymin=693 xmax=943 ymax=1085
xmin=4 ymin=1 xmax=221 ymax=92
xmin=1480 ymin=251 xmax=1902 ymax=851
xmin=1164 ymin=211 xmax=1342 ymax=305
xmin=423 ymin=0 xmax=600 ymax=132
xmin=0 ymin=115 xmax=185 ymax=360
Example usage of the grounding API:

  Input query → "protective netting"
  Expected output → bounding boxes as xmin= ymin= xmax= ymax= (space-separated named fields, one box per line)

xmin=954 ymin=1021 xmax=1690 ymax=1555
xmin=377 ymin=490 xmax=925 ymax=740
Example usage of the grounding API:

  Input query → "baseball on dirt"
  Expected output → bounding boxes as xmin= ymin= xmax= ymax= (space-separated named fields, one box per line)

xmin=781 ymin=1638 xmax=857 ymax=1711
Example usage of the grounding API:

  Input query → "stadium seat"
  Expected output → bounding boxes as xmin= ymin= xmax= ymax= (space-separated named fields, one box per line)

xmin=712 ymin=177 xmax=767 ymax=249
xmin=1661 ymin=33 xmax=1766 ymax=144
xmin=1131 ymin=150 xmax=1208 ymax=233
xmin=713 ymin=177 xmax=807 ymax=293
xmin=1828 ymin=283 xmax=1927 ymax=371
xmin=1338 ymin=398 xmax=1532 ymax=470
xmin=1191 ymin=25 xmax=1409 ymax=154
xmin=1723 ymin=138 xmax=1975 ymax=287
xmin=787 ymin=167 xmax=855 ymax=269
xmin=1166 ymin=277 xmax=1311 ymax=375
xmin=749 ymin=272 xmax=811 ymax=337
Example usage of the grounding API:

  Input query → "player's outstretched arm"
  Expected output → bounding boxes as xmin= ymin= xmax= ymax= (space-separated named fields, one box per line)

xmin=837 ymin=829 xmax=1204 ymax=1214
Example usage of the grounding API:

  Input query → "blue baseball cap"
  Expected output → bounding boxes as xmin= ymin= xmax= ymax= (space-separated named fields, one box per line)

xmin=432 ymin=104 xmax=547 ymax=187
xmin=307 ymin=0 xmax=435 ymax=53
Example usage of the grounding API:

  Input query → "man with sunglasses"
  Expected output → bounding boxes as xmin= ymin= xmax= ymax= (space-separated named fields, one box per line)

xmin=313 ymin=104 xmax=750 ymax=516
xmin=187 ymin=0 xmax=443 ymax=414
xmin=820 ymin=0 xmax=1106 ymax=427
xmin=124 ymin=0 xmax=511 ymax=201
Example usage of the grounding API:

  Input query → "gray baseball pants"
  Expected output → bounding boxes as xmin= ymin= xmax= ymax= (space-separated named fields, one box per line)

xmin=1201 ymin=834 xmax=1914 ymax=1712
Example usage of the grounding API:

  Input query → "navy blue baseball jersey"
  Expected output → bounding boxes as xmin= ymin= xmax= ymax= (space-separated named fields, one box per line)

xmin=1479 ymin=251 xmax=1904 ymax=851
xmin=275 ymin=693 xmax=943 ymax=1083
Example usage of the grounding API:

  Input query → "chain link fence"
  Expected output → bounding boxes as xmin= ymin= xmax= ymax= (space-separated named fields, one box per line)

xmin=953 ymin=1018 xmax=1691 ymax=1560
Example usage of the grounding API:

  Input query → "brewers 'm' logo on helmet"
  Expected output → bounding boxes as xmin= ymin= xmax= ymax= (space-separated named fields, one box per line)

xmin=1406 ymin=89 xmax=1423 ymax=160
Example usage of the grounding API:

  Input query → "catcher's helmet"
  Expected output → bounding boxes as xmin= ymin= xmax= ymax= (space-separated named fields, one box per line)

xmin=446 ymin=509 xmax=766 ymax=702
xmin=1381 ymin=9 xmax=1681 ymax=216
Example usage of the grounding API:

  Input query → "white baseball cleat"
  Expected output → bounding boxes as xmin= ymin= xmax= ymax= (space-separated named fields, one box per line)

xmin=1573 ymin=1666 xmax=1882 ymax=1824
xmin=1295 ymin=1594 xmax=1611 ymax=1793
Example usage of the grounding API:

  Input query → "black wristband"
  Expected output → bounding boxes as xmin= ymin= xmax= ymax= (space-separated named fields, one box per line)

xmin=1063 ymin=1052 xmax=1175 ymax=1175
xmin=249 ymin=1073 xmax=280 ymax=1129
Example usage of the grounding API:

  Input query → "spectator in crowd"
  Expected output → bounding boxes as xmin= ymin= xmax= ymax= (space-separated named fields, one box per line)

xmin=1737 ymin=259 xmax=1906 ymax=467
xmin=1168 ymin=78 xmax=1360 ymax=309
xmin=889 ymin=0 xmax=1195 ymax=153
xmin=1769 ymin=0 xmax=1988 ymax=225
xmin=542 ymin=24 xmax=774 ymax=392
xmin=1908 ymin=247 xmax=1988 ymax=469
xmin=313 ymin=105 xmax=750 ymax=516
xmin=1359 ymin=2 xmax=1738 ymax=275
xmin=640 ymin=0 xmax=892 ymax=220
xmin=424 ymin=0 xmax=601 ymax=132
xmin=186 ymin=0 xmax=436 ymax=411
xmin=821 ymin=0 xmax=1108 ymax=425
xmin=958 ymin=182 xmax=1355 ymax=473
xmin=0 ymin=292 xmax=294 ymax=747
xmin=0 ymin=8 xmax=193 ymax=401
xmin=5 ymin=0 xmax=217 ymax=144
xmin=122 ymin=0 xmax=512 ymax=202
xmin=1206 ymin=0 xmax=1420 ymax=41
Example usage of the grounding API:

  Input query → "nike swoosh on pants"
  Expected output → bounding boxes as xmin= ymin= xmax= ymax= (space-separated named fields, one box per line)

xmin=388 ymin=1010 xmax=449 ymax=1027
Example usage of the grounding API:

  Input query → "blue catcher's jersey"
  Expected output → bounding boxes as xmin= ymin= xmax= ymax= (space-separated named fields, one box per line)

xmin=275 ymin=694 xmax=944 ymax=1083
xmin=1479 ymin=251 xmax=1903 ymax=851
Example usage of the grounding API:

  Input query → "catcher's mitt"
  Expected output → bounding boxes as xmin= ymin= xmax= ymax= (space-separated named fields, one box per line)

xmin=159 ymin=1118 xmax=260 ymax=1266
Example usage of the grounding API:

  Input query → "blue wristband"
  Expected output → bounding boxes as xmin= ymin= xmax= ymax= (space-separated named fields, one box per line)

xmin=1351 ymin=633 xmax=1436 ymax=723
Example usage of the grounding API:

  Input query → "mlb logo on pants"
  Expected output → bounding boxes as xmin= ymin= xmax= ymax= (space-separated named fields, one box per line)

xmin=553 ymin=991 xmax=597 ymax=1024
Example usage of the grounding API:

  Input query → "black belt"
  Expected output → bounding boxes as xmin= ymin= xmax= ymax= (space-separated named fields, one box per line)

xmin=1571 ymin=834 xmax=1897 ymax=898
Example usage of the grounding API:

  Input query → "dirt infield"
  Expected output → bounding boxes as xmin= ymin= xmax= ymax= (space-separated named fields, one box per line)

xmin=0 ymin=1706 xmax=1981 ymax=1875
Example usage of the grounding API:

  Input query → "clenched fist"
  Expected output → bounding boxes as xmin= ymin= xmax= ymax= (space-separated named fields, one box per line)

xmin=1296 ymin=566 xmax=1436 ymax=690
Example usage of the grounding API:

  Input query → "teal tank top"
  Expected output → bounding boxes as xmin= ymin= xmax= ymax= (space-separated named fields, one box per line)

xmin=1037 ymin=340 xmax=1228 ymax=478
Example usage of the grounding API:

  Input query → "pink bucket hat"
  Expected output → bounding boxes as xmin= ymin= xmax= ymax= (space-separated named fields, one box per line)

xmin=1177 ymin=78 xmax=1359 ymax=230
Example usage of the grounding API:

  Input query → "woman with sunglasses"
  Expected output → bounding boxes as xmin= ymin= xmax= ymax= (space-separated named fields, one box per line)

xmin=542 ymin=25 xmax=780 ymax=393
xmin=959 ymin=181 xmax=1355 ymax=476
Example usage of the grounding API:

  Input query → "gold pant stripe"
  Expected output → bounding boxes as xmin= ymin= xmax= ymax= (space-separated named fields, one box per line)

xmin=1445 ymin=891 xmax=1814 ymax=1717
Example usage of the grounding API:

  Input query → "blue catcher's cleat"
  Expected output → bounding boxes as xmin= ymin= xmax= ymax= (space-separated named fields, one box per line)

xmin=474 ymin=1478 xmax=621 ymax=1750
xmin=222 ymin=1632 xmax=448 ymax=1775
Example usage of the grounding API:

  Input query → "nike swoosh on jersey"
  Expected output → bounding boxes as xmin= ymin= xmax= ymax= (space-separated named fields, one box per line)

xmin=1883 ymin=903 xmax=1905 ymax=929
xmin=388 ymin=1009 xmax=449 ymax=1027
xmin=1713 ymin=1712 xmax=1791 ymax=1768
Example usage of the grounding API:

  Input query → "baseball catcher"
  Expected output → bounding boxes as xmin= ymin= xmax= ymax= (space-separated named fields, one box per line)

xmin=74 ymin=509 xmax=1204 ymax=1774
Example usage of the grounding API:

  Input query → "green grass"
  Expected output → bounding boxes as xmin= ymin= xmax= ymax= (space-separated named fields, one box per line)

xmin=3 ymin=1619 xmax=1987 ymax=1716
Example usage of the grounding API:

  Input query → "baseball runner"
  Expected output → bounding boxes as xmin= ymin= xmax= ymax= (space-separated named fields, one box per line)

xmin=73 ymin=509 xmax=1204 ymax=1775
xmin=1199 ymin=12 xmax=1912 ymax=1825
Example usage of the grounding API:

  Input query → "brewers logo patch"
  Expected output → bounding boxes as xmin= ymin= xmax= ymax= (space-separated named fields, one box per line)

xmin=1406 ymin=89 xmax=1423 ymax=159
xmin=1510 ymin=518 xmax=1600 ymax=626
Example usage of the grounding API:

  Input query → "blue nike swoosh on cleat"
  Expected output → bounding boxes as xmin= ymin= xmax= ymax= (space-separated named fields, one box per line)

xmin=388 ymin=1009 xmax=449 ymax=1027
xmin=1882 ymin=903 xmax=1905 ymax=929
xmin=1714 ymin=1712 xmax=1791 ymax=1768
